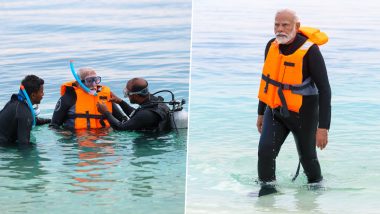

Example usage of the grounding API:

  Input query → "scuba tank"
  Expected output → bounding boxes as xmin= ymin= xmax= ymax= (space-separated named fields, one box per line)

xmin=171 ymin=109 xmax=188 ymax=129
xmin=152 ymin=90 xmax=188 ymax=131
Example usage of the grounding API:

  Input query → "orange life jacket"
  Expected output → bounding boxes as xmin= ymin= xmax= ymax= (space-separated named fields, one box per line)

xmin=258 ymin=27 xmax=328 ymax=115
xmin=61 ymin=81 xmax=113 ymax=129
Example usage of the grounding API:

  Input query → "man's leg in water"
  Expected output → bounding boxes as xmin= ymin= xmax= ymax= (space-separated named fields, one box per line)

xmin=293 ymin=106 xmax=323 ymax=183
xmin=258 ymin=108 xmax=290 ymax=184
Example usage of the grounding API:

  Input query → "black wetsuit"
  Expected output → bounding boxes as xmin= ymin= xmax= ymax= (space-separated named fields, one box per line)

xmin=50 ymin=86 xmax=125 ymax=130
xmin=258 ymin=33 xmax=331 ymax=183
xmin=102 ymin=94 xmax=171 ymax=132
xmin=0 ymin=94 xmax=51 ymax=146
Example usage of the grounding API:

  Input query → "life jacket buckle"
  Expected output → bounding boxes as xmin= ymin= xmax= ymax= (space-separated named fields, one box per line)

xmin=282 ymin=84 xmax=290 ymax=90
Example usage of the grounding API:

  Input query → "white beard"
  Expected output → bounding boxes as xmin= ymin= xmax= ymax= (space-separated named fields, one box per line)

xmin=275 ymin=26 xmax=297 ymax=44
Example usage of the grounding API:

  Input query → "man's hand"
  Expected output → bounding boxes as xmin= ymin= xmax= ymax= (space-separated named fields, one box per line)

xmin=97 ymin=102 xmax=109 ymax=114
xmin=257 ymin=115 xmax=264 ymax=134
xmin=109 ymin=91 xmax=122 ymax=104
xmin=316 ymin=128 xmax=328 ymax=150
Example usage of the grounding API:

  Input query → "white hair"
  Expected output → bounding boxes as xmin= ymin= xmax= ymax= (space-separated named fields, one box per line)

xmin=276 ymin=9 xmax=300 ymax=23
xmin=78 ymin=67 xmax=97 ymax=80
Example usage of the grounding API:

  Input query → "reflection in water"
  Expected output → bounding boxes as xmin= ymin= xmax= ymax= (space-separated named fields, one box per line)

xmin=56 ymin=129 xmax=121 ymax=194
xmin=0 ymin=146 xmax=49 ymax=193
xmin=254 ymin=185 xmax=325 ymax=213
xmin=0 ymin=127 xmax=186 ymax=213
xmin=294 ymin=186 xmax=325 ymax=213
xmin=129 ymin=133 xmax=177 ymax=197
xmin=54 ymin=129 xmax=186 ymax=198
xmin=254 ymin=193 xmax=279 ymax=212
xmin=131 ymin=133 xmax=173 ymax=157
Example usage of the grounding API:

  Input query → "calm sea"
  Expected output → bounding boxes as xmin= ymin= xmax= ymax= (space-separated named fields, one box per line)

xmin=187 ymin=0 xmax=380 ymax=213
xmin=0 ymin=0 xmax=190 ymax=213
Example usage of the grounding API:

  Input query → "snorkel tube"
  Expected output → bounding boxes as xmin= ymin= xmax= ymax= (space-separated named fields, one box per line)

xmin=20 ymin=85 xmax=36 ymax=127
xmin=69 ymin=60 xmax=97 ymax=96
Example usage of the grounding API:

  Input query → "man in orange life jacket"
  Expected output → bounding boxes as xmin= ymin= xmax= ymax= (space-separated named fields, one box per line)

xmin=256 ymin=9 xmax=331 ymax=195
xmin=50 ymin=68 xmax=125 ymax=130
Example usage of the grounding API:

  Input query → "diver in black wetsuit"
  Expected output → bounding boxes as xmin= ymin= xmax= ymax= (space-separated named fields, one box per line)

xmin=256 ymin=9 xmax=331 ymax=196
xmin=96 ymin=78 xmax=171 ymax=132
xmin=0 ymin=75 xmax=50 ymax=147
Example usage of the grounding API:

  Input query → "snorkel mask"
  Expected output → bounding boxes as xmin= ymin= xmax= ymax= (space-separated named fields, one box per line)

xmin=81 ymin=76 xmax=101 ymax=85
xmin=123 ymin=86 xmax=149 ymax=97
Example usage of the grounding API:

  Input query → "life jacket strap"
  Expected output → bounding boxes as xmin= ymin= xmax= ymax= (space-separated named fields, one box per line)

xmin=85 ymin=111 xmax=90 ymax=129
xmin=261 ymin=74 xmax=317 ymax=117
xmin=277 ymin=87 xmax=290 ymax=118
xmin=67 ymin=114 xmax=104 ymax=119
xmin=261 ymin=74 xmax=315 ymax=92
xmin=292 ymin=161 xmax=301 ymax=182
xmin=67 ymin=113 xmax=107 ymax=128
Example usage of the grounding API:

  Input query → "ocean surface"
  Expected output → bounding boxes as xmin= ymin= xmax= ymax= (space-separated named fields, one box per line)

xmin=187 ymin=0 xmax=380 ymax=213
xmin=0 ymin=0 xmax=190 ymax=213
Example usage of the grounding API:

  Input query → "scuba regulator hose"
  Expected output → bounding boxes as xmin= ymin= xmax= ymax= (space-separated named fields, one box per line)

xmin=152 ymin=90 xmax=185 ymax=111
xmin=152 ymin=90 xmax=186 ymax=133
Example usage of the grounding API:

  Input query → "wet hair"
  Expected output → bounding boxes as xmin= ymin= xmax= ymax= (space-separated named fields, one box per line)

xmin=21 ymin=75 xmax=44 ymax=97
xmin=78 ymin=67 xmax=97 ymax=80
xmin=127 ymin=78 xmax=149 ymax=97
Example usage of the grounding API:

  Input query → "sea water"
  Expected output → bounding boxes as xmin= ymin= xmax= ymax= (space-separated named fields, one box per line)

xmin=187 ymin=0 xmax=380 ymax=213
xmin=0 ymin=0 xmax=190 ymax=213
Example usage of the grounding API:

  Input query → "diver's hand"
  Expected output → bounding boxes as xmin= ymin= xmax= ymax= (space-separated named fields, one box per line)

xmin=36 ymin=117 xmax=52 ymax=125
xmin=316 ymin=128 xmax=328 ymax=150
xmin=257 ymin=115 xmax=264 ymax=134
xmin=109 ymin=91 xmax=122 ymax=104
xmin=96 ymin=102 xmax=110 ymax=114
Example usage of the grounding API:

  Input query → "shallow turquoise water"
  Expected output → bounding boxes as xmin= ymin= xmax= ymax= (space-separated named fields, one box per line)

xmin=0 ymin=0 xmax=190 ymax=213
xmin=187 ymin=0 xmax=380 ymax=213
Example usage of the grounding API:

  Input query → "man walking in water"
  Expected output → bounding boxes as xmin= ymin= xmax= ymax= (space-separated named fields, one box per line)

xmin=256 ymin=9 xmax=331 ymax=196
